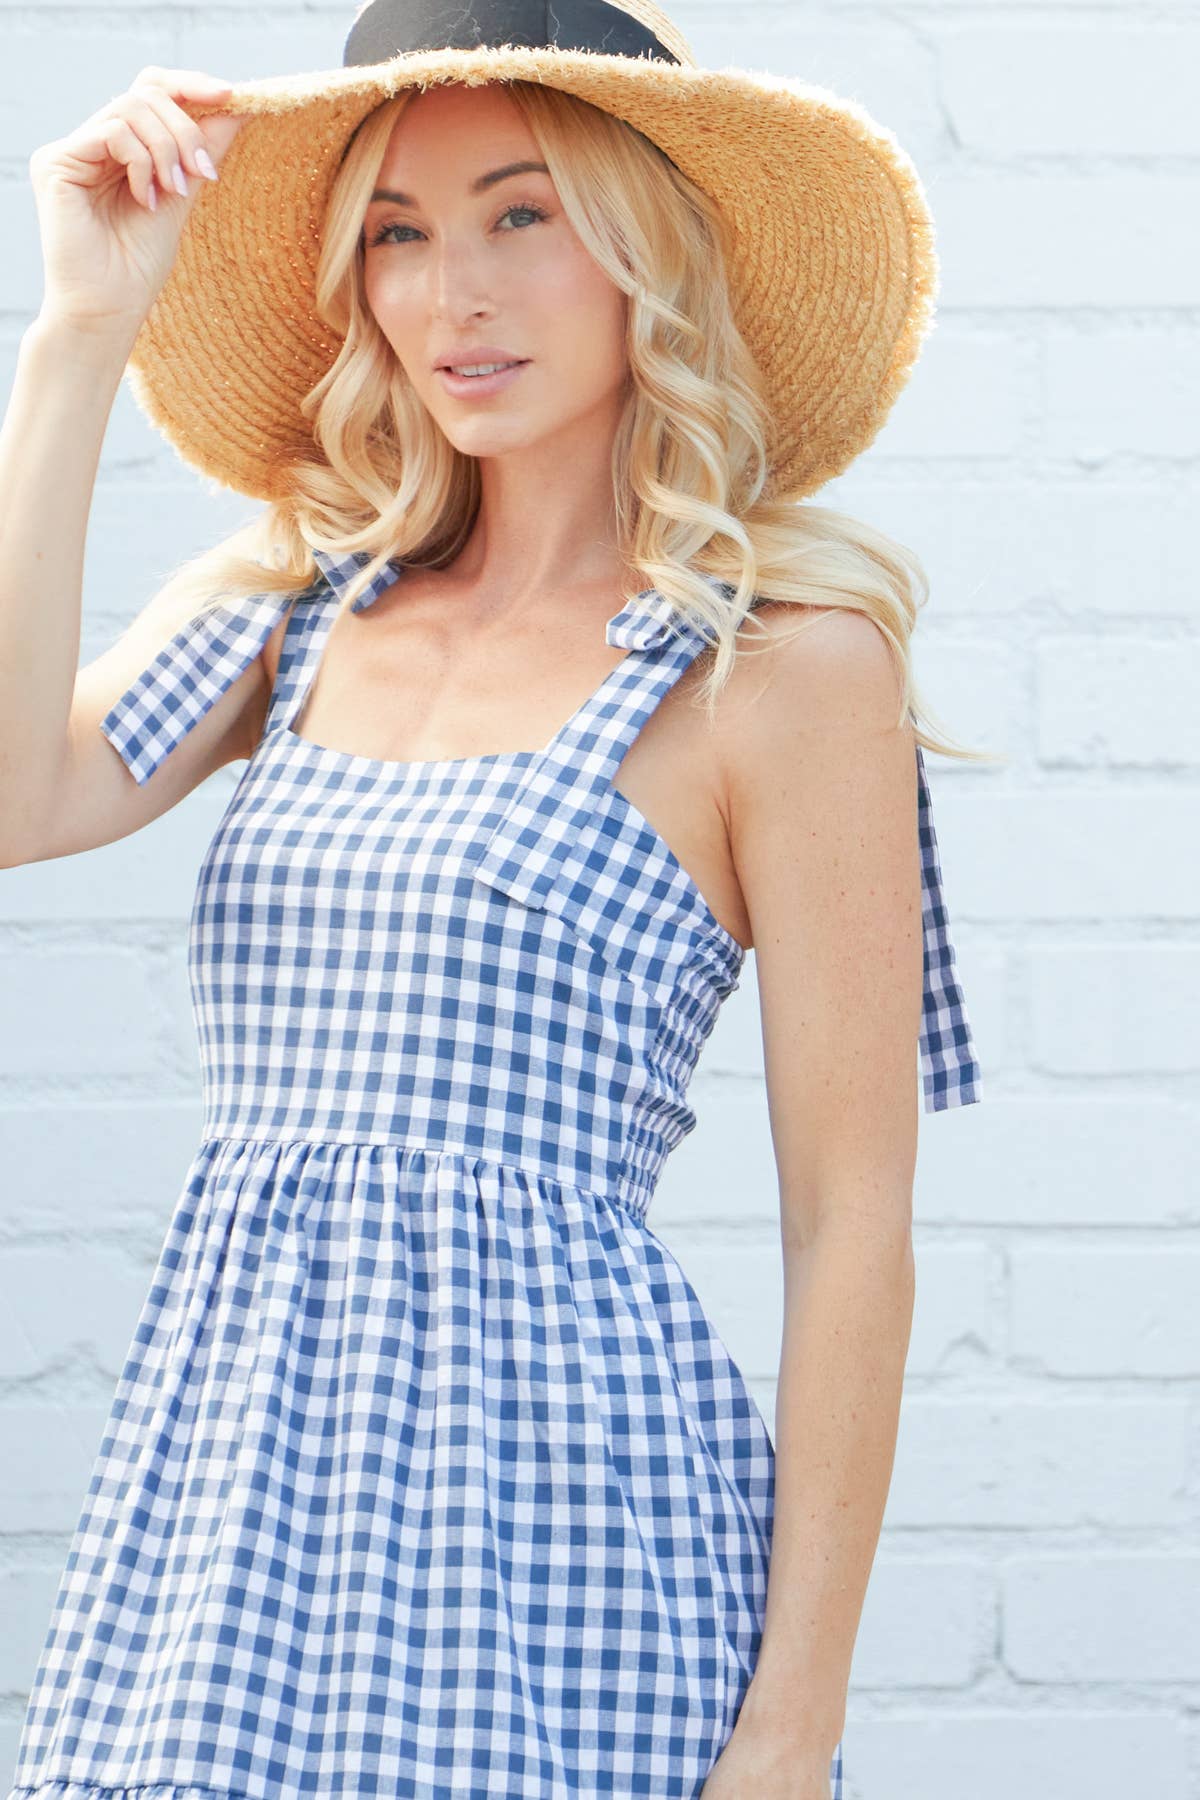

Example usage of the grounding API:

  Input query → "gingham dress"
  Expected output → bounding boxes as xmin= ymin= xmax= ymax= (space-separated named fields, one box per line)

xmin=8 ymin=550 xmax=981 ymax=1800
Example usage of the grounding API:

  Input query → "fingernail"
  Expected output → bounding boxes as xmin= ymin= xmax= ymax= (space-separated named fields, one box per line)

xmin=195 ymin=147 xmax=218 ymax=181
xmin=147 ymin=179 xmax=158 ymax=212
xmin=172 ymin=162 xmax=189 ymax=197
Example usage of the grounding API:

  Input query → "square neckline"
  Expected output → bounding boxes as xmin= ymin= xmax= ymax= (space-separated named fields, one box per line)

xmin=278 ymin=568 xmax=649 ymax=775
xmin=270 ymin=584 xmax=748 ymax=962
xmin=282 ymin=732 xmax=544 ymax=780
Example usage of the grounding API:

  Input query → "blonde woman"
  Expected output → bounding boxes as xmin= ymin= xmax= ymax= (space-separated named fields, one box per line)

xmin=3 ymin=6 xmax=986 ymax=1798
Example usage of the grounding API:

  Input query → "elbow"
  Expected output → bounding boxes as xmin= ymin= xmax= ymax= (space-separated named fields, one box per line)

xmin=781 ymin=1196 xmax=915 ymax=1268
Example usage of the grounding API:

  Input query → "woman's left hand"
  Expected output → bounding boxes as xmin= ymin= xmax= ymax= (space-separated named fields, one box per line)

xmin=698 ymin=1721 xmax=836 ymax=1798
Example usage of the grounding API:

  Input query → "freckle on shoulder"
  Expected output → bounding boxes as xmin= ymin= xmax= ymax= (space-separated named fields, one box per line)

xmin=724 ymin=596 xmax=841 ymax=687
xmin=715 ymin=598 xmax=903 ymax=771
xmin=737 ymin=597 xmax=893 ymax=680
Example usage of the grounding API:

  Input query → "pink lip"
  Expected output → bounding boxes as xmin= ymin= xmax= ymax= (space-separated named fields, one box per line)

xmin=437 ymin=359 xmax=530 ymax=399
xmin=434 ymin=345 xmax=524 ymax=369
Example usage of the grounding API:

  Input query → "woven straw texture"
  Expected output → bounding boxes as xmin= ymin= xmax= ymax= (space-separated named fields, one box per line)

xmin=124 ymin=9 xmax=939 ymax=503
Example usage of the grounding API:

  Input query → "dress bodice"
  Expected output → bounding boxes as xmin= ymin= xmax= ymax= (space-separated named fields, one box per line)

xmin=98 ymin=547 xmax=982 ymax=1224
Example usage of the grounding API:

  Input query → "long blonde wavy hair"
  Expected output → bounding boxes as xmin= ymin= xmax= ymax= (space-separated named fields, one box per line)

xmin=141 ymin=76 xmax=997 ymax=768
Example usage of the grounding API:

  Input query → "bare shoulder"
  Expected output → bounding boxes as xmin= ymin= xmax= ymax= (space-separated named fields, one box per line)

xmin=724 ymin=598 xmax=904 ymax=724
xmin=713 ymin=602 xmax=924 ymax=1227
xmin=713 ymin=599 xmax=908 ymax=794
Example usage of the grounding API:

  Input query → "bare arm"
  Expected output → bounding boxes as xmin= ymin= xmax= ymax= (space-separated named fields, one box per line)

xmin=0 ymin=314 xmax=267 ymax=868
xmin=715 ymin=604 xmax=922 ymax=1779
xmin=0 ymin=68 xmax=252 ymax=868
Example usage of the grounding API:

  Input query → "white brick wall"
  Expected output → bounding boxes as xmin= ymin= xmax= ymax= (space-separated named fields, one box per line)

xmin=1 ymin=4 xmax=1196 ymax=1795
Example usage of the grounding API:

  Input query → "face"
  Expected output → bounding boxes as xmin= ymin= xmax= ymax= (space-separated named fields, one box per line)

xmin=360 ymin=83 xmax=629 ymax=464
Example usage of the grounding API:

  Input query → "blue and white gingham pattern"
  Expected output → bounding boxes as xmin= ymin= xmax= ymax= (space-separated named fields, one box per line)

xmin=98 ymin=549 xmax=980 ymax=1112
xmin=9 ymin=548 xmax=978 ymax=1800
xmin=915 ymin=744 xmax=983 ymax=1110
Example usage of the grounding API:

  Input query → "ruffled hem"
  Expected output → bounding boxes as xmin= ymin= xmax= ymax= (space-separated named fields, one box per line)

xmin=7 ymin=1787 xmax=238 ymax=1800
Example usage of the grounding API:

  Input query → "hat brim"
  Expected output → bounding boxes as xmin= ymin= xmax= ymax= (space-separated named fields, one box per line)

xmin=124 ymin=43 xmax=939 ymax=503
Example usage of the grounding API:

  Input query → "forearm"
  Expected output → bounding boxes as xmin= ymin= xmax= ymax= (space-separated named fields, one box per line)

xmin=0 ymin=312 xmax=133 ymax=853
xmin=738 ymin=1214 xmax=915 ymax=1753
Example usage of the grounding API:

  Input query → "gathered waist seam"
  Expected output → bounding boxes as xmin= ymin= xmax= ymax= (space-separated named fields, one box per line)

xmin=193 ymin=1131 xmax=656 ymax=1225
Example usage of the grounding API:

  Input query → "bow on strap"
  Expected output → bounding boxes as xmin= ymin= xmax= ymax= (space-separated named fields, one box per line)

xmin=98 ymin=548 xmax=696 ymax=784
xmin=97 ymin=548 xmax=402 ymax=785
xmin=95 ymin=547 xmax=982 ymax=1111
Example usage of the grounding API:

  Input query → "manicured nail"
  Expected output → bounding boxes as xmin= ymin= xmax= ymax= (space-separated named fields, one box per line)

xmin=172 ymin=162 xmax=189 ymax=197
xmin=147 ymin=179 xmax=157 ymax=212
xmin=195 ymin=147 xmax=218 ymax=181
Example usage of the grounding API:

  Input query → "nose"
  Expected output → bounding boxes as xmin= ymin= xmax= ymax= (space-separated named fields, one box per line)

xmin=427 ymin=228 xmax=494 ymax=320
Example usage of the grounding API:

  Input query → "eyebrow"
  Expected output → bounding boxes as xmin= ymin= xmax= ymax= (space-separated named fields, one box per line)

xmin=368 ymin=160 xmax=551 ymax=207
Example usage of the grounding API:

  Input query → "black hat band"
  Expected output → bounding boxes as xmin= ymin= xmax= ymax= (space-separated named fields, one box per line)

xmin=344 ymin=0 xmax=681 ymax=69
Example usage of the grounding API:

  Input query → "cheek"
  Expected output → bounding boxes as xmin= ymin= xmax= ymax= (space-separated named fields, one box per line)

xmin=533 ymin=248 xmax=627 ymax=373
xmin=364 ymin=262 xmax=415 ymax=332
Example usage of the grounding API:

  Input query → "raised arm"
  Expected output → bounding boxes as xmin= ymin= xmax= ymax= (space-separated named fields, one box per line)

xmin=0 ymin=68 xmax=250 ymax=868
xmin=0 ymin=317 xmax=281 ymax=867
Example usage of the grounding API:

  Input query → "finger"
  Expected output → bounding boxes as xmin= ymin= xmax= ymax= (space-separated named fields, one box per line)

xmin=129 ymin=65 xmax=235 ymax=100
xmin=127 ymin=83 xmax=226 ymax=187
xmin=116 ymin=92 xmax=201 ymax=202
xmin=99 ymin=115 xmax=157 ymax=210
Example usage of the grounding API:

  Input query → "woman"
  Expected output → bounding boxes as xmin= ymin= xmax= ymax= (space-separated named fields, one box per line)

xmin=3 ymin=4 xmax=986 ymax=1797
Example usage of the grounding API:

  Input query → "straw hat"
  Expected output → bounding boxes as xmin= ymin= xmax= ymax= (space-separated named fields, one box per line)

xmin=124 ymin=0 xmax=940 ymax=504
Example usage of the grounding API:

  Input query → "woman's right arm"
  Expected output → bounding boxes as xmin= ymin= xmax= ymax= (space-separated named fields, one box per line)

xmin=0 ymin=315 xmax=272 ymax=869
xmin=0 ymin=68 xmax=257 ymax=869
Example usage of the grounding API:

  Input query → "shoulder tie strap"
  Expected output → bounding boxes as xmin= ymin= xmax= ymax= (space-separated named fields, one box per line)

xmin=98 ymin=548 xmax=402 ymax=785
xmin=98 ymin=549 xmax=982 ymax=1110
xmin=478 ymin=583 xmax=983 ymax=1113
xmin=915 ymin=745 xmax=982 ymax=1111
xmin=472 ymin=594 xmax=711 ymax=910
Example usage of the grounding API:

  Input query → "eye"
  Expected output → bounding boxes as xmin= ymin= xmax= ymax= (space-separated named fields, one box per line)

xmin=496 ymin=202 xmax=549 ymax=232
xmin=368 ymin=200 xmax=550 ymax=248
